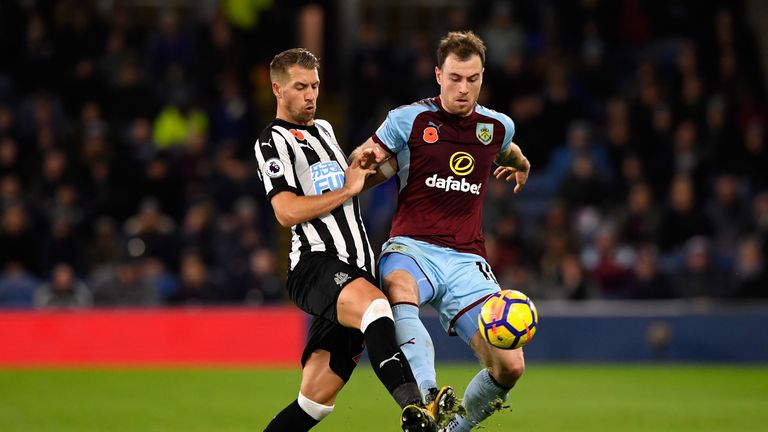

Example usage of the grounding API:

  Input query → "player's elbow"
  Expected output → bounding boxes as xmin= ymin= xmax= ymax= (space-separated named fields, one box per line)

xmin=272 ymin=204 xmax=300 ymax=227
xmin=274 ymin=209 xmax=297 ymax=228
xmin=271 ymin=192 xmax=302 ymax=227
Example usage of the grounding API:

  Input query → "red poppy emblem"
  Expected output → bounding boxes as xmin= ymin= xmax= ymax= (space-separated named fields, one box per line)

xmin=289 ymin=129 xmax=305 ymax=141
xmin=423 ymin=127 xmax=439 ymax=143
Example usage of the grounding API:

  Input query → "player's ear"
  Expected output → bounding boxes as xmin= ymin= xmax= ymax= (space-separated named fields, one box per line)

xmin=272 ymin=81 xmax=281 ymax=99
xmin=435 ymin=66 xmax=442 ymax=85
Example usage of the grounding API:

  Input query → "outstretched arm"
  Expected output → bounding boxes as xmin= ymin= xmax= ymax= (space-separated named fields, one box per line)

xmin=349 ymin=137 xmax=397 ymax=191
xmin=494 ymin=142 xmax=531 ymax=193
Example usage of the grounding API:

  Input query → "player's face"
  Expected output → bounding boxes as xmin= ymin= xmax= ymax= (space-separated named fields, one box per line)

xmin=275 ymin=65 xmax=319 ymax=125
xmin=436 ymin=53 xmax=483 ymax=116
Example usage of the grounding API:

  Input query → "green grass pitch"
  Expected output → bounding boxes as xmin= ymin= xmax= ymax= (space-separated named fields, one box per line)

xmin=1 ymin=364 xmax=766 ymax=431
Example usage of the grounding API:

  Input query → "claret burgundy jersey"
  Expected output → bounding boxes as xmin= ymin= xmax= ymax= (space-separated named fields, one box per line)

xmin=372 ymin=96 xmax=515 ymax=258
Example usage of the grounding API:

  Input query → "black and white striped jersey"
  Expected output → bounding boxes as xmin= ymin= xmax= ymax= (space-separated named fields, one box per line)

xmin=254 ymin=118 xmax=375 ymax=274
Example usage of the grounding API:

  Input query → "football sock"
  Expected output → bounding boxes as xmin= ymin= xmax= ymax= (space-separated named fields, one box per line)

xmin=263 ymin=399 xmax=319 ymax=431
xmin=364 ymin=316 xmax=423 ymax=408
xmin=452 ymin=369 xmax=511 ymax=431
xmin=392 ymin=303 xmax=437 ymax=397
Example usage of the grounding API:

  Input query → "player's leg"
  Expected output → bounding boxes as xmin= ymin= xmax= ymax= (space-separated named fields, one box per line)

xmin=264 ymin=315 xmax=357 ymax=431
xmin=287 ymin=252 xmax=435 ymax=430
xmin=336 ymin=277 xmax=425 ymax=408
xmin=437 ymin=254 xmax=524 ymax=431
xmin=438 ymin=332 xmax=525 ymax=432
xmin=263 ymin=350 xmax=342 ymax=431
xmin=380 ymin=252 xmax=438 ymax=397
xmin=379 ymin=243 xmax=461 ymax=428
xmin=337 ymin=277 xmax=438 ymax=431
xmin=463 ymin=336 xmax=525 ymax=429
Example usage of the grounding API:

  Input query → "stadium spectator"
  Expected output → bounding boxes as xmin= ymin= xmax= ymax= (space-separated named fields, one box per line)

xmin=542 ymin=254 xmax=589 ymax=300
xmin=179 ymin=199 xmax=217 ymax=265
xmin=0 ymin=174 xmax=24 ymax=208
xmin=706 ymin=174 xmax=751 ymax=256
xmin=213 ymin=196 xmax=268 ymax=301
xmin=673 ymin=236 xmax=730 ymax=298
xmin=732 ymin=237 xmax=768 ymax=299
xmin=582 ymin=226 xmax=634 ymax=298
xmin=657 ymin=176 xmax=713 ymax=252
xmin=626 ymin=245 xmax=674 ymax=299
xmin=243 ymin=248 xmax=283 ymax=305
xmin=123 ymin=198 xmax=179 ymax=269
xmin=0 ymin=203 xmax=41 ymax=274
xmin=740 ymin=119 xmax=768 ymax=192
xmin=90 ymin=259 xmax=158 ymax=307
xmin=0 ymin=262 xmax=38 ymax=309
xmin=617 ymin=182 xmax=659 ymax=246
xmin=168 ymin=250 xmax=219 ymax=305
xmin=35 ymin=262 xmax=92 ymax=308
xmin=547 ymin=120 xmax=612 ymax=187
xmin=85 ymin=216 xmax=125 ymax=272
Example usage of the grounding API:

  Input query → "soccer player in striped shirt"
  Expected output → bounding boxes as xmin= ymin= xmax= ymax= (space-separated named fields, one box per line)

xmin=258 ymin=48 xmax=445 ymax=432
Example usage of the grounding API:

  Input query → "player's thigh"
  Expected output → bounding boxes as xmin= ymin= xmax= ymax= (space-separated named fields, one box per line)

xmin=438 ymin=256 xmax=500 ymax=343
xmin=336 ymin=277 xmax=387 ymax=329
xmin=379 ymin=252 xmax=435 ymax=305
xmin=300 ymin=349 xmax=346 ymax=405
xmin=287 ymin=252 xmax=376 ymax=328
xmin=470 ymin=332 xmax=526 ymax=385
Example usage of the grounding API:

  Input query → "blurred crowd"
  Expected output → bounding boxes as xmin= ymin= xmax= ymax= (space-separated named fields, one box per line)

xmin=0 ymin=0 xmax=766 ymax=309
xmin=351 ymin=0 xmax=768 ymax=301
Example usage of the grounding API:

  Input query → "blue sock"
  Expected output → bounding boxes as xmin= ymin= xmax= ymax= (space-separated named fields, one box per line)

xmin=392 ymin=304 xmax=437 ymax=397
xmin=452 ymin=369 xmax=510 ymax=431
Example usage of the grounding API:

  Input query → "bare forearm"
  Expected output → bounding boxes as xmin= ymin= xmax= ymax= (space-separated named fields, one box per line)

xmin=350 ymin=139 xmax=394 ymax=191
xmin=272 ymin=188 xmax=353 ymax=227
xmin=495 ymin=143 xmax=527 ymax=170
xmin=362 ymin=157 xmax=396 ymax=191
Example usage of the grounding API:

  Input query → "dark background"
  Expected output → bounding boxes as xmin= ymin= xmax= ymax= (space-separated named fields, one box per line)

xmin=0 ymin=0 xmax=766 ymax=309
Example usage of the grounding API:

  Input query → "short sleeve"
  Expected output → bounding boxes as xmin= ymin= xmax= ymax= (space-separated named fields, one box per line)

xmin=254 ymin=129 xmax=298 ymax=200
xmin=372 ymin=106 xmax=423 ymax=155
xmin=498 ymin=114 xmax=516 ymax=155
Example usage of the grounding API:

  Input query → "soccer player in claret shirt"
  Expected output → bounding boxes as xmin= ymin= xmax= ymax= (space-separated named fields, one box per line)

xmin=258 ymin=48 xmax=453 ymax=432
xmin=351 ymin=31 xmax=532 ymax=431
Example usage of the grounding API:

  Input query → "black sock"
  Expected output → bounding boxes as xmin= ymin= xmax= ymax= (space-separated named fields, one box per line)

xmin=264 ymin=399 xmax=319 ymax=432
xmin=364 ymin=317 xmax=423 ymax=408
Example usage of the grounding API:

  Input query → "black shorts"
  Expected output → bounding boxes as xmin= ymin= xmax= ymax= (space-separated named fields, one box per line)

xmin=287 ymin=252 xmax=376 ymax=382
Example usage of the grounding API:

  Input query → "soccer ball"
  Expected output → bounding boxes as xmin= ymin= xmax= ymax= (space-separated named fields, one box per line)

xmin=478 ymin=290 xmax=538 ymax=350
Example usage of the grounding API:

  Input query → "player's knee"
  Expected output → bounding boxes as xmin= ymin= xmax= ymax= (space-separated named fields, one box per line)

xmin=494 ymin=356 xmax=525 ymax=387
xmin=360 ymin=297 xmax=394 ymax=333
xmin=383 ymin=271 xmax=419 ymax=303
xmin=298 ymin=392 xmax=334 ymax=421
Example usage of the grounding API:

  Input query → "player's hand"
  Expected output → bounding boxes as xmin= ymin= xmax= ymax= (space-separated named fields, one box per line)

xmin=494 ymin=157 xmax=530 ymax=193
xmin=342 ymin=164 xmax=377 ymax=196
xmin=350 ymin=147 xmax=386 ymax=169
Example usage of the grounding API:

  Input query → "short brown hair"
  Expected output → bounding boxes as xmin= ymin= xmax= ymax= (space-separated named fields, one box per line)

xmin=436 ymin=31 xmax=486 ymax=68
xmin=269 ymin=48 xmax=320 ymax=83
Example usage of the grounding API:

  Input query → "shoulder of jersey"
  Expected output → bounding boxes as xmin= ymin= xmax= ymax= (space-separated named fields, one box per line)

xmin=257 ymin=122 xmax=277 ymax=140
xmin=390 ymin=97 xmax=439 ymax=114
xmin=475 ymin=104 xmax=513 ymax=123
xmin=386 ymin=98 xmax=440 ymax=125
xmin=476 ymin=104 xmax=514 ymax=127
xmin=313 ymin=119 xmax=336 ymax=138
xmin=314 ymin=118 xmax=333 ymax=130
